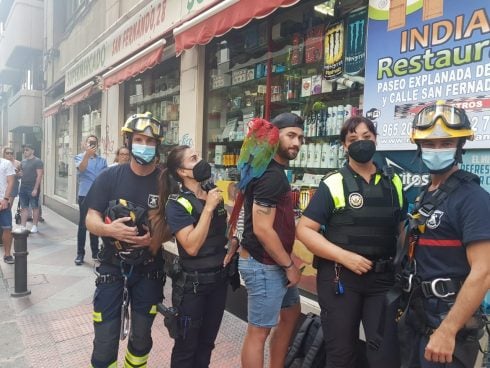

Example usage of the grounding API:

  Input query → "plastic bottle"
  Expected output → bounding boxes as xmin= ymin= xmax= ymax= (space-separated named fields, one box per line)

xmin=300 ymin=144 xmax=308 ymax=167
xmin=344 ymin=104 xmax=353 ymax=122
xmin=329 ymin=143 xmax=338 ymax=168
xmin=320 ymin=142 xmax=329 ymax=168
xmin=307 ymin=143 xmax=315 ymax=168
xmin=331 ymin=106 xmax=338 ymax=135
xmin=312 ymin=143 xmax=321 ymax=168
xmin=336 ymin=105 xmax=344 ymax=133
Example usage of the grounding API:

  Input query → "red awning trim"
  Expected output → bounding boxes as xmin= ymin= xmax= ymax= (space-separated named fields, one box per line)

xmin=63 ymin=81 xmax=95 ymax=107
xmin=102 ymin=39 xmax=166 ymax=90
xmin=174 ymin=0 xmax=301 ymax=55
xmin=43 ymin=99 xmax=63 ymax=118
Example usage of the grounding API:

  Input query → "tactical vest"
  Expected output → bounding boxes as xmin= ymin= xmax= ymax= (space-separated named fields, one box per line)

xmin=168 ymin=191 xmax=227 ymax=271
xmin=323 ymin=166 xmax=404 ymax=257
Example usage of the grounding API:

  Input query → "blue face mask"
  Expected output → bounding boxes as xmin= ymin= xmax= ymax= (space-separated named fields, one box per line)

xmin=421 ymin=147 xmax=457 ymax=173
xmin=131 ymin=143 xmax=156 ymax=165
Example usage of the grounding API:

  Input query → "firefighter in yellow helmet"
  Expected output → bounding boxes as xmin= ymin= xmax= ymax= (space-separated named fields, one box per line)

xmin=397 ymin=102 xmax=490 ymax=367
xmin=85 ymin=112 xmax=167 ymax=367
xmin=410 ymin=102 xmax=474 ymax=173
xmin=122 ymin=112 xmax=165 ymax=165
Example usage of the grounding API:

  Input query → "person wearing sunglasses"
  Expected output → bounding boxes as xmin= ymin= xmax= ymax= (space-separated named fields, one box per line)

xmin=84 ymin=112 xmax=165 ymax=368
xmin=397 ymin=102 xmax=490 ymax=367
xmin=74 ymin=135 xmax=108 ymax=265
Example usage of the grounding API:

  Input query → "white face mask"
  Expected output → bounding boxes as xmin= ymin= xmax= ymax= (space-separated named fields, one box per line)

xmin=421 ymin=147 xmax=457 ymax=173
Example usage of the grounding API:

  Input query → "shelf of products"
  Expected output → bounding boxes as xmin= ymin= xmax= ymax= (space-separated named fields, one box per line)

xmin=125 ymin=57 xmax=181 ymax=162
xmin=204 ymin=0 xmax=368 ymax=200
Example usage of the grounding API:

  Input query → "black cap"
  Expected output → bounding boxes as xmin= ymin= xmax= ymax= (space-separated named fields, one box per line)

xmin=22 ymin=144 xmax=34 ymax=150
xmin=271 ymin=112 xmax=304 ymax=130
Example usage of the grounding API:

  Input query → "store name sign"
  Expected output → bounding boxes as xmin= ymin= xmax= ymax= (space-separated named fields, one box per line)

xmin=65 ymin=0 xmax=216 ymax=92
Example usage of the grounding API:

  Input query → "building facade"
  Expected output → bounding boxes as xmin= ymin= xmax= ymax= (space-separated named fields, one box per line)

xmin=0 ymin=0 xmax=44 ymax=160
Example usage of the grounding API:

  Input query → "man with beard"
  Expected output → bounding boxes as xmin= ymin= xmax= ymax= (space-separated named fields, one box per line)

xmin=239 ymin=112 xmax=304 ymax=368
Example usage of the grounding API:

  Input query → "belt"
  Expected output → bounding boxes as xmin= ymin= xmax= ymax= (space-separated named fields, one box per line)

xmin=372 ymin=258 xmax=394 ymax=273
xmin=420 ymin=278 xmax=463 ymax=299
xmin=183 ymin=267 xmax=228 ymax=285
xmin=239 ymin=248 xmax=250 ymax=259
xmin=95 ymin=270 xmax=165 ymax=286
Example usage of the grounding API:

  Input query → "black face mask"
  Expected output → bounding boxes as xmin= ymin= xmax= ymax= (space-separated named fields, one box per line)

xmin=348 ymin=140 xmax=376 ymax=163
xmin=191 ymin=160 xmax=212 ymax=182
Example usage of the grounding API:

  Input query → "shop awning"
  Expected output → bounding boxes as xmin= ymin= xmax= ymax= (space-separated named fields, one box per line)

xmin=174 ymin=0 xmax=301 ymax=55
xmin=102 ymin=39 xmax=166 ymax=90
xmin=63 ymin=81 xmax=95 ymax=107
xmin=43 ymin=99 xmax=63 ymax=118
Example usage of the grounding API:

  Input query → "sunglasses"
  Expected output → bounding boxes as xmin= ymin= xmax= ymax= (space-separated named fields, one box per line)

xmin=4 ymin=152 xmax=13 ymax=155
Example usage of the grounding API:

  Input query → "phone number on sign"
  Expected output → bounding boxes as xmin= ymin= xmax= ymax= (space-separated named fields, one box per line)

xmin=380 ymin=115 xmax=490 ymax=139
xmin=380 ymin=122 xmax=412 ymax=137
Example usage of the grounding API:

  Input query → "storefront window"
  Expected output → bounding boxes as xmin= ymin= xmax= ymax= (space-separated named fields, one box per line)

xmin=204 ymin=0 xmax=367 ymax=297
xmin=125 ymin=56 xmax=181 ymax=163
xmin=77 ymin=93 xmax=102 ymax=158
xmin=54 ymin=110 xmax=70 ymax=198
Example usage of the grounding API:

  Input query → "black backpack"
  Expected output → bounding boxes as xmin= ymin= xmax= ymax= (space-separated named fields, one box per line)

xmin=285 ymin=313 xmax=326 ymax=368
xmin=285 ymin=313 xmax=369 ymax=368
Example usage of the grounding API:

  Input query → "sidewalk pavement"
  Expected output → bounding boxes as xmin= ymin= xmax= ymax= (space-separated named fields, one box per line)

xmin=0 ymin=206 xmax=248 ymax=368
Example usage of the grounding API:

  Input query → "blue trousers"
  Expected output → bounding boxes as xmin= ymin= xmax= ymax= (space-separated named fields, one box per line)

xmin=91 ymin=261 xmax=164 ymax=368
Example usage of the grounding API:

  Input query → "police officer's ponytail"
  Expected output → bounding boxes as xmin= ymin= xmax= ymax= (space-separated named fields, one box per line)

xmin=150 ymin=145 xmax=191 ymax=246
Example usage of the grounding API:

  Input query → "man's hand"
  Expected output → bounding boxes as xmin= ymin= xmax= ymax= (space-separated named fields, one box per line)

xmin=424 ymin=326 xmax=456 ymax=364
xmin=85 ymin=144 xmax=97 ymax=157
xmin=286 ymin=263 xmax=302 ymax=287
xmin=107 ymin=217 xmax=151 ymax=247
xmin=0 ymin=198 xmax=9 ymax=210
xmin=31 ymin=188 xmax=38 ymax=197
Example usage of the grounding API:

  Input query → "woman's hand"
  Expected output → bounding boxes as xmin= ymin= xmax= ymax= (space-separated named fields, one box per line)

xmin=340 ymin=251 xmax=373 ymax=275
xmin=223 ymin=237 xmax=240 ymax=266
xmin=204 ymin=187 xmax=223 ymax=212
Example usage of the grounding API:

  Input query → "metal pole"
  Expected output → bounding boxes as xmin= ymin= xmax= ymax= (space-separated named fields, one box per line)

xmin=11 ymin=228 xmax=31 ymax=297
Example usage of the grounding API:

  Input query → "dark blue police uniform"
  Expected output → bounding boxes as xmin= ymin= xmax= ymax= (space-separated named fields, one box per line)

xmin=303 ymin=165 xmax=407 ymax=368
xmin=165 ymin=188 xmax=228 ymax=368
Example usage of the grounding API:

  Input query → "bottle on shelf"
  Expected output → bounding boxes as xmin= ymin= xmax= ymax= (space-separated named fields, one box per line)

xmin=331 ymin=106 xmax=338 ymax=135
xmin=306 ymin=143 xmax=315 ymax=168
xmin=344 ymin=104 xmax=353 ymax=121
xmin=336 ymin=105 xmax=344 ymax=132
xmin=320 ymin=142 xmax=329 ymax=168
xmin=312 ymin=143 xmax=321 ymax=168
xmin=300 ymin=144 xmax=308 ymax=167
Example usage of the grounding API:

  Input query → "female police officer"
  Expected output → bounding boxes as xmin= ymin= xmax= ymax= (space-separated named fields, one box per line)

xmin=151 ymin=145 xmax=238 ymax=368
xmin=296 ymin=116 xmax=407 ymax=368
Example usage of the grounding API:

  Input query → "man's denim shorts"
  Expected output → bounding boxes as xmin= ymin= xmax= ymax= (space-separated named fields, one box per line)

xmin=239 ymin=255 xmax=300 ymax=328
xmin=19 ymin=188 xmax=39 ymax=209
xmin=0 ymin=208 xmax=12 ymax=229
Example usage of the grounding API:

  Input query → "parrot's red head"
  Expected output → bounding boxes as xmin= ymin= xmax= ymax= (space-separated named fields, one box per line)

xmin=247 ymin=118 xmax=279 ymax=145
